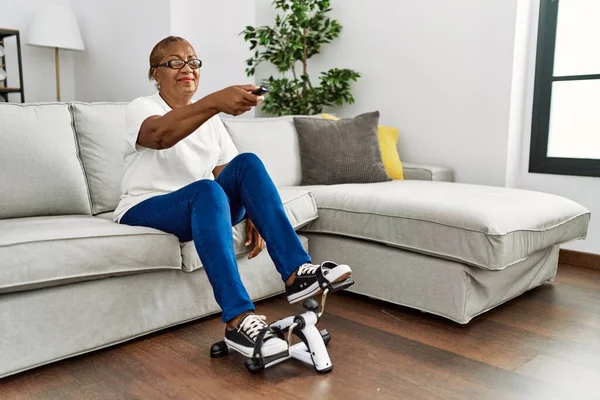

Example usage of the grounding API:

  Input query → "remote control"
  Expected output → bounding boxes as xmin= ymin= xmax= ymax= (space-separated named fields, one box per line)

xmin=251 ymin=86 xmax=271 ymax=96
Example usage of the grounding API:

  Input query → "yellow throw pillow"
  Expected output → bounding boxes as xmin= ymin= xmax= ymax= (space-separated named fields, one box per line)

xmin=321 ymin=113 xmax=339 ymax=121
xmin=321 ymin=114 xmax=404 ymax=180
xmin=377 ymin=125 xmax=404 ymax=180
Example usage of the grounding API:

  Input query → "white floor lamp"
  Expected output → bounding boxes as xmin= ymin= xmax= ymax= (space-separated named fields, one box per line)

xmin=27 ymin=5 xmax=85 ymax=102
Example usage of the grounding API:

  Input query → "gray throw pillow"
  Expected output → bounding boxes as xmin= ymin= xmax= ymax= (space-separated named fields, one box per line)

xmin=293 ymin=111 xmax=391 ymax=185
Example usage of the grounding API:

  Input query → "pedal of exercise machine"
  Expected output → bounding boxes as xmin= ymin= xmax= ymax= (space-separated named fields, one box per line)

xmin=328 ymin=277 xmax=354 ymax=293
xmin=210 ymin=285 xmax=345 ymax=374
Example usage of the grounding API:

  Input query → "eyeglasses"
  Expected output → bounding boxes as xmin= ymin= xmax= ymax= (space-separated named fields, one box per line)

xmin=154 ymin=59 xmax=202 ymax=70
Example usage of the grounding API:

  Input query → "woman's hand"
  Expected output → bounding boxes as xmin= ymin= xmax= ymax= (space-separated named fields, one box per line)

xmin=211 ymin=85 xmax=264 ymax=116
xmin=245 ymin=219 xmax=265 ymax=259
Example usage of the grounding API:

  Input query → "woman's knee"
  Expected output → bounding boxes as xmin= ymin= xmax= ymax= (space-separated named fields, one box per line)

xmin=230 ymin=152 xmax=264 ymax=170
xmin=189 ymin=179 xmax=228 ymax=208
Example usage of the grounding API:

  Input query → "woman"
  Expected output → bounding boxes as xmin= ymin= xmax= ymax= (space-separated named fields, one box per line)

xmin=115 ymin=36 xmax=352 ymax=358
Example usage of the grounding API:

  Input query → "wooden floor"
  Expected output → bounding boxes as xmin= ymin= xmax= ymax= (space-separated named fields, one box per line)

xmin=2 ymin=263 xmax=600 ymax=400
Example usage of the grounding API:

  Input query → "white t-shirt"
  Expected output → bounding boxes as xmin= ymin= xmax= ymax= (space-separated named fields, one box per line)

xmin=113 ymin=93 xmax=238 ymax=222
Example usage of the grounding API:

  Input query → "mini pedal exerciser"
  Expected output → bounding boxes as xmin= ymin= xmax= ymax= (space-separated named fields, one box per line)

xmin=210 ymin=275 xmax=354 ymax=374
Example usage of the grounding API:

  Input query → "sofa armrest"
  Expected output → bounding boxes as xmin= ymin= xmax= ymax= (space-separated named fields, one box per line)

xmin=402 ymin=162 xmax=454 ymax=182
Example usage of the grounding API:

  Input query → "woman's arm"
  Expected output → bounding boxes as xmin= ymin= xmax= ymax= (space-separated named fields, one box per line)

xmin=137 ymin=85 xmax=261 ymax=150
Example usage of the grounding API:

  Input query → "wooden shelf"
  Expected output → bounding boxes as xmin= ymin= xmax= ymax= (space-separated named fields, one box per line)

xmin=0 ymin=87 xmax=22 ymax=93
xmin=0 ymin=29 xmax=25 ymax=102
xmin=0 ymin=28 xmax=19 ymax=39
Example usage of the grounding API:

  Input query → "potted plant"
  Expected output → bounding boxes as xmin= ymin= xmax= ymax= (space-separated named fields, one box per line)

xmin=241 ymin=0 xmax=361 ymax=116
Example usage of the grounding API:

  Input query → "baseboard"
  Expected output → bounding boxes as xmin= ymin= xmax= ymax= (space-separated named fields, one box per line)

xmin=559 ymin=249 xmax=600 ymax=270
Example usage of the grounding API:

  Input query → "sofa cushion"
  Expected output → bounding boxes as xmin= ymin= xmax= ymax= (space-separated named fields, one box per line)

xmin=0 ymin=103 xmax=91 ymax=219
xmin=0 ymin=216 xmax=182 ymax=294
xmin=299 ymin=181 xmax=590 ymax=270
xmin=323 ymin=113 xmax=405 ymax=180
xmin=402 ymin=162 xmax=454 ymax=182
xmin=294 ymin=111 xmax=391 ymax=185
xmin=221 ymin=116 xmax=302 ymax=187
xmin=71 ymin=102 xmax=128 ymax=214
xmin=181 ymin=187 xmax=318 ymax=272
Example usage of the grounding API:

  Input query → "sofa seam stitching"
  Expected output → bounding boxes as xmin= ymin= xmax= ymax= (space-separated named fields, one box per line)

xmin=299 ymin=228 xmax=503 ymax=269
xmin=297 ymin=228 xmax=589 ymax=270
xmin=0 ymin=266 xmax=182 ymax=292
xmin=463 ymin=267 xmax=471 ymax=322
xmin=2 ymin=195 xmax=318 ymax=248
xmin=0 ymin=232 xmax=174 ymax=248
xmin=68 ymin=103 xmax=96 ymax=215
xmin=314 ymin=207 xmax=591 ymax=236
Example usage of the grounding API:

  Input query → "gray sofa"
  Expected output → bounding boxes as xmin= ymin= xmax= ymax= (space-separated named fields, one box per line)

xmin=0 ymin=102 xmax=591 ymax=378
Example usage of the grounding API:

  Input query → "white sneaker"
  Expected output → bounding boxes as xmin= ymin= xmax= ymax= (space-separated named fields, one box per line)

xmin=224 ymin=314 xmax=288 ymax=358
xmin=286 ymin=261 xmax=353 ymax=304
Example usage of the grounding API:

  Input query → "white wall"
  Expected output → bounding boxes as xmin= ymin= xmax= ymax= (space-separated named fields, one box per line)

xmin=255 ymin=0 xmax=520 ymax=186
xmin=71 ymin=0 xmax=171 ymax=102
xmin=0 ymin=0 xmax=76 ymax=102
xmin=1 ymin=0 xmax=256 ymax=103
xmin=508 ymin=0 xmax=600 ymax=254
xmin=170 ymin=0 xmax=256 ymax=101
xmin=71 ymin=0 xmax=255 ymax=103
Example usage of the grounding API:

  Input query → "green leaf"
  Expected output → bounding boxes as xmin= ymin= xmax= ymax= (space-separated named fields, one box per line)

xmin=242 ymin=0 xmax=359 ymax=116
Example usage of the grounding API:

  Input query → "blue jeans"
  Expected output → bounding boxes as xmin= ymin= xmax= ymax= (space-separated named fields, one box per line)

xmin=120 ymin=153 xmax=311 ymax=323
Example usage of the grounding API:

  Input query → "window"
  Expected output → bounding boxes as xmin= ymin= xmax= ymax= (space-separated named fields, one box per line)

xmin=530 ymin=0 xmax=600 ymax=177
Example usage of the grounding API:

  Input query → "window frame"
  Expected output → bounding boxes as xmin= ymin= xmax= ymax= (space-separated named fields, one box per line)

xmin=529 ymin=0 xmax=600 ymax=177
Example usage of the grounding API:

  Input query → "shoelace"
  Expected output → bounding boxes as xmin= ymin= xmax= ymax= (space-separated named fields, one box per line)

xmin=238 ymin=314 xmax=274 ymax=341
xmin=297 ymin=263 xmax=320 ymax=276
